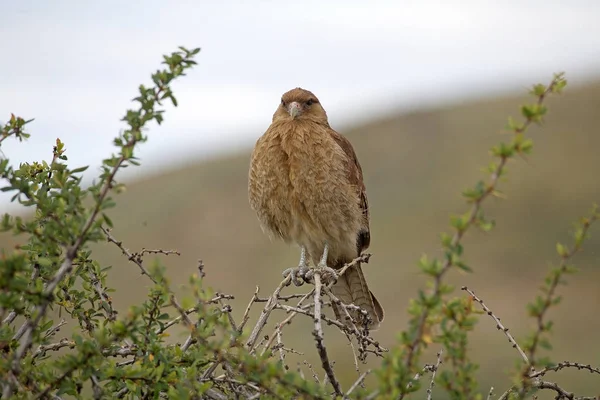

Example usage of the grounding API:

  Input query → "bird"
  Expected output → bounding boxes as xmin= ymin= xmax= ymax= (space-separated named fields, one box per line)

xmin=248 ymin=87 xmax=384 ymax=330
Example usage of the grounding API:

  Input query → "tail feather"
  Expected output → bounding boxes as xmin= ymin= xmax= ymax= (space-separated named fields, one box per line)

xmin=330 ymin=262 xmax=384 ymax=330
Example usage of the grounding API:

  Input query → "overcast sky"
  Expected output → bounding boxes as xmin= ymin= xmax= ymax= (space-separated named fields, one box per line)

xmin=2 ymin=0 xmax=600 ymax=211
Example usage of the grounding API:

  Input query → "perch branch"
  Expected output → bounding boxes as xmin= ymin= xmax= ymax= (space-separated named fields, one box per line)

xmin=312 ymin=272 xmax=342 ymax=396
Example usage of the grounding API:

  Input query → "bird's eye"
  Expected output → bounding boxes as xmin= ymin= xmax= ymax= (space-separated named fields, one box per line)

xmin=281 ymin=98 xmax=285 ymax=106
xmin=306 ymin=99 xmax=314 ymax=106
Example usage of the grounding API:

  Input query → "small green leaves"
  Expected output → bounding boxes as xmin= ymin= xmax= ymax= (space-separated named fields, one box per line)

xmin=462 ymin=180 xmax=486 ymax=202
xmin=450 ymin=212 xmax=470 ymax=233
xmin=53 ymin=138 xmax=66 ymax=160
xmin=555 ymin=242 xmax=569 ymax=257
xmin=70 ymin=166 xmax=89 ymax=174
xmin=506 ymin=116 xmax=524 ymax=132
xmin=491 ymin=142 xmax=515 ymax=158
xmin=418 ymin=254 xmax=442 ymax=276
xmin=0 ymin=114 xmax=34 ymax=146
xmin=520 ymin=205 xmax=599 ymax=393
xmin=384 ymin=72 xmax=572 ymax=400
xmin=551 ymin=72 xmax=567 ymax=94
xmin=0 ymin=46 xmax=210 ymax=399
xmin=530 ymin=83 xmax=547 ymax=97
xmin=520 ymin=104 xmax=548 ymax=124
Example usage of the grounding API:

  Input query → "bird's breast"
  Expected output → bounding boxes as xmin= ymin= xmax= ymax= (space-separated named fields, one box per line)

xmin=283 ymin=125 xmax=362 ymax=249
xmin=249 ymin=122 xmax=362 ymax=260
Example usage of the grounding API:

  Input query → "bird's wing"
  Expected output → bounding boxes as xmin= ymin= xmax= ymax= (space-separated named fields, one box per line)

xmin=328 ymin=129 xmax=370 ymax=252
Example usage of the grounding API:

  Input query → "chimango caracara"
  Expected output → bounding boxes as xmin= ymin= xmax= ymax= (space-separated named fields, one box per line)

xmin=248 ymin=87 xmax=384 ymax=329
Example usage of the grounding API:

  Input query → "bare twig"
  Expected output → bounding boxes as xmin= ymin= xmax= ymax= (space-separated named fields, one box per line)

xmin=245 ymin=275 xmax=291 ymax=350
xmin=346 ymin=336 xmax=360 ymax=374
xmin=90 ymin=374 xmax=103 ymax=400
xmin=461 ymin=286 xmax=530 ymax=365
xmin=170 ymin=295 xmax=196 ymax=351
xmin=44 ymin=319 xmax=67 ymax=339
xmin=219 ymin=299 xmax=236 ymax=330
xmin=322 ymin=286 xmax=372 ymax=361
xmin=426 ymin=350 xmax=443 ymax=400
xmin=273 ymin=303 xmax=386 ymax=355
xmin=529 ymin=361 xmax=600 ymax=379
xmin=275 ymin=324 xmax=287 ymax=369
xmin=262 ymin=289 xmax=314 ymax=352
xmin=102 ymin=227 xmax=158 ymax=284
xmin=140 ymin=247 xmax=180 ymax=257
xmin=255 ymin=293 xmax=312 ymax=302
xmin=344 ymin=369 xmax=371 ymax=399
xmin=322 ymin=359 xmax=335 ymax=389
xmin=303 ymin=361 xmax=321 ymax=384
xmin=33 ymin=338 xmax=75 ymax=359
xmin=312 ymin=272 xmax=342 ymax=396
xmin=365 ymin=390 xmax=380 ymax=400
xmin=238 ymin=286 xmax=260 ymax=333
xmin=327 ymin=253 xmax=371 ymax=289
xmin=498 ymin=380 xmax=582 ymax=400
xmin=406 ymin=363 xmax=437 ymax=391
xmin=155 ymin=294 xmax=233 ymax=335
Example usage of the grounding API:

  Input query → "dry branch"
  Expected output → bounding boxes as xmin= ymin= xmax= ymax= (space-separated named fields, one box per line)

xmin=313 ymin=272 xmax=342 ymax=396
xmin=461 ymin=286 xmax=530 ymax=365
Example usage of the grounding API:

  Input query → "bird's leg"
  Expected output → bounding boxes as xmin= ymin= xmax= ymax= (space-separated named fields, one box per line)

xmin=306 ymin=243 xmax=338 ymax=284
xmin=282 ymin=246 xmax=309 ymax=286
xmin=318 ymin=243 xmax=329 ymax=268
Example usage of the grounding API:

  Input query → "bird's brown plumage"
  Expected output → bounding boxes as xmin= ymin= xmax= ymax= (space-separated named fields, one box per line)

xmin=248 ymin=87 xmax=384 ymax=329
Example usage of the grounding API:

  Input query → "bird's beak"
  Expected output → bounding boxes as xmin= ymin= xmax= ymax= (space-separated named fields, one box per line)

xmin=288 ymin=102 xmax=302 ymax=119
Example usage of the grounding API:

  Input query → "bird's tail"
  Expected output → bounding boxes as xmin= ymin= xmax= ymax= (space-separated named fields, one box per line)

xmin=330 ymin=261 xmax=384 ymax=330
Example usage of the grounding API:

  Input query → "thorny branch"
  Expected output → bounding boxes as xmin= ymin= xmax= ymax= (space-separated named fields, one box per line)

xmin=529 ymin=361 xmax=600 ymax=379
xmin=400 ymin=75 xmax=567 ymax=386
xmin=426 ymin=350 xmax=443 ymax=400
xmin=465 ymin=285 xmax=599 ymax=400
xmin=461 ymin=286 xmax=530 ymax=365
xmin=102 ymin=227 xmax=161 ymax=284
xmin=313 ymin=272 xmax=342 ymax=396
xmin=104 ymin=231 xmax=383 ymax=399
xmin=527 ymin=209 xmax=599 ymax=366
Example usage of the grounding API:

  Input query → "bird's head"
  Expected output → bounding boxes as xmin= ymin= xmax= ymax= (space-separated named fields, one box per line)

xmin=273 ymin=87 xmax=328 ymax=125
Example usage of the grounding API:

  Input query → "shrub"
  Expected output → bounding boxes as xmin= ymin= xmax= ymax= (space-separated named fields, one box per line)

xmin=0 ymin=46 xmax=597 ymax=399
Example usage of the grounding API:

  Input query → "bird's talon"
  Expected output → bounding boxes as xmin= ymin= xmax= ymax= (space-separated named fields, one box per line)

xmin=281 ymin=268 xmax=294 ymax=286
xmin=304 ymin=269 xmax=314 ymax=282
xmin=283 ymin=266 xmax=308 ymax=287
xmin=309 ymin=264 xmax=338 ymax=285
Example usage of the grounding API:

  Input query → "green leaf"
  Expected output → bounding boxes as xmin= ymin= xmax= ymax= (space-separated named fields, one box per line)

xmin=37 ymin=257 xmax=53 ymax=268
xmin=455 ymin=261 xmax=472 ymax=273
xmin=530 ymin=83 xmax=546 ymax=96
xmin=71 ymin=166 xmax=89 ymax=174
xmin=102 ymin=213 xmax=113 ymax=228
xmin=556 ymin=242 xmax=568 ymax=257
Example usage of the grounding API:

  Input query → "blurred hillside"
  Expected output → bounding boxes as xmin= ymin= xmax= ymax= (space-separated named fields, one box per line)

xmin=4 ymin=80 xmax=600 ymax=396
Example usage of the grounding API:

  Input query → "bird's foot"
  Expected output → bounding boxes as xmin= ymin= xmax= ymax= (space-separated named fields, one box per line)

xmin=282 ymin=264 xmax=309 ymax=287
xmin=305 ymin=262 xmax=338 ymax=285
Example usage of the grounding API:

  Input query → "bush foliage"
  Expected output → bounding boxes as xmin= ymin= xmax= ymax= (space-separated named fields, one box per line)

xmin=1 ymin=46 xmax=598 ymax=399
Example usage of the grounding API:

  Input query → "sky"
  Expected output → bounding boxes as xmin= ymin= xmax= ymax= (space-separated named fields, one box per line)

xmin=2 ymin=0 xmax=600 ymax=211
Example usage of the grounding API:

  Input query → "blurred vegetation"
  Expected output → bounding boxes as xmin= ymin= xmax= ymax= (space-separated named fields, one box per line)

xmin=1 ymin=45 xmax=599 ymax=399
